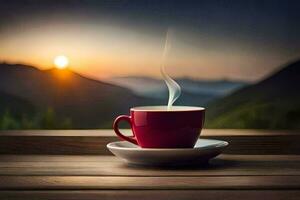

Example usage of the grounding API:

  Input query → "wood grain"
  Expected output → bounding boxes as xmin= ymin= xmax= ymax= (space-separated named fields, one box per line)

xmin=0 ymin=155 xmax=300 ymax=176
xmin=0 ymin=154 xmax=300 ymax=199
xmin=1 ymin=190 xmax=300 ymax=200
xmin=1 ymin=176 xmax=300 ymax=190
xmin=0 ymin=129 xmax=299 ymax=155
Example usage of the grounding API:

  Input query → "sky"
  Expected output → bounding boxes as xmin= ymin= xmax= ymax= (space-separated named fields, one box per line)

xmin=0 ymin=0 xmax=300 ymax=82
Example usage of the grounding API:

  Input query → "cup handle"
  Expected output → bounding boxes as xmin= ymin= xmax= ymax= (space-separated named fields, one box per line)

xmin=113 ymin=115 xmax=138 ymax=145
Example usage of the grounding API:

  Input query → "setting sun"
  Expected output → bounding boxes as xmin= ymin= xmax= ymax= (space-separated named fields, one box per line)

xmin=54 ymin=55 xmax=69 ymax=69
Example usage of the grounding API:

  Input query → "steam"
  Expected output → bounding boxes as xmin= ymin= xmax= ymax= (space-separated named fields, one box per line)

xmin=161 ymin=29 xmax=181 ymax=110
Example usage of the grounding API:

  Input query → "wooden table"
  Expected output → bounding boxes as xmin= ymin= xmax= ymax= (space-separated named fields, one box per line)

xmin=0 ymin=130 xmax=299 ymax=200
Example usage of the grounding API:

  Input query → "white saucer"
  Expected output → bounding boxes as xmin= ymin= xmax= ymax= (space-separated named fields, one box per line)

xmin=107 ymin=139 xmax=229 ymax=166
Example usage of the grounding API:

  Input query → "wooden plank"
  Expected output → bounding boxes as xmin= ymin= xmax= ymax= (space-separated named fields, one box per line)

xmin=1 ymin=129 xmax=298 ymax=136
xmin=0 ymin=129 xmax=299 ymax=155
xmin=1 ymin=190 xmax=300 ymax=200
xmin=0 ymin=135 xmax=112 ymax=155
xmin=1 ymin=176 xmax=300 ymax=190
xmin=0 ymin=155 xmax=300 ymax=176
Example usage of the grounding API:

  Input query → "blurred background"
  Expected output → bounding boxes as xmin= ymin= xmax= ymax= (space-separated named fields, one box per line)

xmin=0 ymin=0 xmax=299 ymax=129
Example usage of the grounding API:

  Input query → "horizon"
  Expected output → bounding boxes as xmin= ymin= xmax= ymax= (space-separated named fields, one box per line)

xmin=1 ymin=59 xmax=292 ymax=83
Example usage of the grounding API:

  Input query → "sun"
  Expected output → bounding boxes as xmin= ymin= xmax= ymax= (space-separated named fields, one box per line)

xmin=54 ymin=55 xmax=69 ymax=69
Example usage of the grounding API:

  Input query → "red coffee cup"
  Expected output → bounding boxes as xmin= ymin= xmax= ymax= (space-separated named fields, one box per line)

xmin=113 ymin=106 xmax=205 ymax=148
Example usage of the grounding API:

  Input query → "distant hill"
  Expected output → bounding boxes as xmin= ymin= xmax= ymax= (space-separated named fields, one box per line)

xmin=0 ymin=63 xmax=158 ymax=128
xmin=3 ymin=61 xmax=297 ymax=130
xmin=206 ymin=60 xmax=300 ymax=129
xmin=106 ymin=76 xmax=248 ymax=106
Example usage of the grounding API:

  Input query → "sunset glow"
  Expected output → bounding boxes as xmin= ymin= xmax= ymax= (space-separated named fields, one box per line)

xmin=54 ymin=56 xmax=69 ymax=69
xmin=0 ymin=1 xmax=299 ymax=82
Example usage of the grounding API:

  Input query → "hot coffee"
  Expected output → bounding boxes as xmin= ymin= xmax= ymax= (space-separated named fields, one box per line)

xmin=113 ymin=106 xmax=205 ymax=148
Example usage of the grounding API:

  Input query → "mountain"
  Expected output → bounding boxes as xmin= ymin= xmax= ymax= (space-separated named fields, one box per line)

xmin=206 ymin=60 xmax=300 ymax=129
xmin=3 ymin=60 xmax=297 ymax=130
xmin=0 ymin=63 xmax=158 ymax=128
xmin=105 ymin=76 xmax=248 ymax=105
